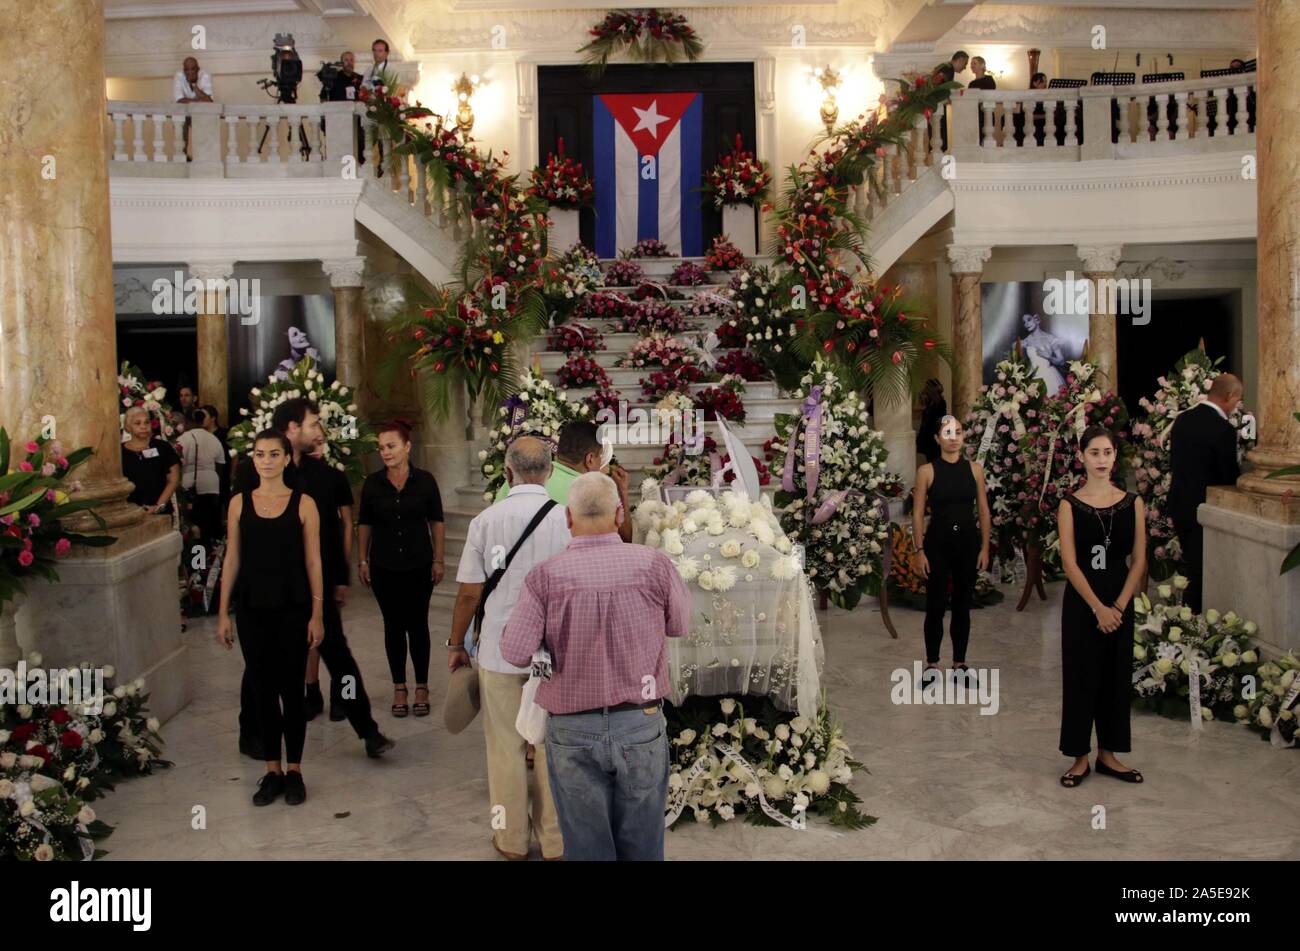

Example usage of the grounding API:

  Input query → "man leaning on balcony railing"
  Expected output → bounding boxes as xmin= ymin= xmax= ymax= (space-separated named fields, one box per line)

xmin=173 ymin=57 xmax=213 ymax=163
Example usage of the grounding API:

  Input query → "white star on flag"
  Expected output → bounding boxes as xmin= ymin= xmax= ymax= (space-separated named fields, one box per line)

xmin=632 ymin=100 xmax=669 ymax=139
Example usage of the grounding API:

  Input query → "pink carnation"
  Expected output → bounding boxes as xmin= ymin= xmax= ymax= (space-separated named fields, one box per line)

xmin=18 ymin=462 xmax=32 ymax=472
xmin=27 ymin=513 xmax=40 ymax=527
xmin=55 ymin=538 xmax=71 ymax=557
xmin=24 ymin=441 xmax=38 ymax=453
xmin=17 ymin=550 xmax=34 ymax=567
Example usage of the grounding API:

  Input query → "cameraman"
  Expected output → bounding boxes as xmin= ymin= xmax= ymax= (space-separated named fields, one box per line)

xmin=323 ymin=50 xmax=362 ymax=102
xmin=361 ymin=39 xmax=392 ymax=172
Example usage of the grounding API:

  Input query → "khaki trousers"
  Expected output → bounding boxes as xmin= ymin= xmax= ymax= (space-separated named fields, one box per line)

xmin=479 ymin=668 xmax=563 ymax=858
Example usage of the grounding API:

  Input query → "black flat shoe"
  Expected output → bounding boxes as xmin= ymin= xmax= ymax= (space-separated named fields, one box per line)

xmin=1096 ymin=760 xmax=1144 ymax=783
xmin=283 ymin=771 xmax=306 ymax=806
xmin=253 ymin=771 xmax=285 ymax=806
xmin=1059 ymin=764 xmax=1090 ymax=788
xmin=365 ymin=732 xmax=396 ymax=759
xmin=953 ymin=664 xmax=978 ymax=685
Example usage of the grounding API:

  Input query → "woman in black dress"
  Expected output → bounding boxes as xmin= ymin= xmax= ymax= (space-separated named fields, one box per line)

xmin=1058 ymin=425 xmax=1147 ymax=787
xmin=120 ymin=406 xmax=180 ymax=515
xmin=913 ymin=415 xmax=992 ymax=683
xmin=216 ymin=430 xmax=325 ymax=806
xmin=357 ymin=420 xmax=445 ymax=718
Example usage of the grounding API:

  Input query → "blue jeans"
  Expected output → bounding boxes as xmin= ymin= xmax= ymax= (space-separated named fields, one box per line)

xmin=544 ymin=707 xmax=669 ymax=861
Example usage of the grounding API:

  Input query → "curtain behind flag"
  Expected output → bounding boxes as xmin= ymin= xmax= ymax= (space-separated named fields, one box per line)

xmin=593 ymin=92 xmax=704 ymax=258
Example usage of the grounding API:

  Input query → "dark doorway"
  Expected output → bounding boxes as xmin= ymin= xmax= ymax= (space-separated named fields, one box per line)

xmin=116 ymin=315 xmax=198 ymax=400
xmin=1116 ymin=292 xmax=1235 ymax=415
xmin=537 ymin=62 xmax=756 ymax=254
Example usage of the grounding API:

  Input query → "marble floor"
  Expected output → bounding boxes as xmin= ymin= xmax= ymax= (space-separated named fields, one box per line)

xmin=100 ymin=584 xmax=1300 ymax=861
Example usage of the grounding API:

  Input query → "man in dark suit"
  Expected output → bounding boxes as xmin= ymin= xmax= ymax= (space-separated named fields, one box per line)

xmin=1168 ymin=373 xmax=1243 ymax=611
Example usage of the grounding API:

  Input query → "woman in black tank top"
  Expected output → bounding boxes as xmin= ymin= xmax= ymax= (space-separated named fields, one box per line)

xmin=1057 ymin=425 xmax=1147 ymax=788
xmin=216 ymin=430 xmax=326 ymax=807
xmin=912 ymin=415 xmax=992 ymax=683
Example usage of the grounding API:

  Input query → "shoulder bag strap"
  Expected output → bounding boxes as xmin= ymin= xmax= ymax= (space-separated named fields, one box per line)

xmin=474 ymin=499 xmax=557 ymax=635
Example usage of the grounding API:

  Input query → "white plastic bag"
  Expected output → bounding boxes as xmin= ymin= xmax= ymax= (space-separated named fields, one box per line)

xmin=515 ymin=675 xmax=547 ymax=744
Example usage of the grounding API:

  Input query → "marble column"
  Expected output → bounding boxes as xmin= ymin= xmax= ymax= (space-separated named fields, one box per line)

xmin=1077 ymin=244 xmax=1123 ymax=390
xmin=946 ymin=245 xmax=992 ymax=421
xmin=1200 ymin=0 xmax=1300 ymax=654
xmin=0 ymin=2 xmax=142 ymax=533
xmin=323 ymin=257 xmax=368 ymax=409
xmin=0 ymin=0 xmax=186 ymax=716
xmin=190 ymin=262 xmax=233 ymax=426
xmin=879 ymin=260 xmax=939 ymax=489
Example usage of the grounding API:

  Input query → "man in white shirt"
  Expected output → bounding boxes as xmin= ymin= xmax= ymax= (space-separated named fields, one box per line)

xmin=450 ymin=436 xmax=570 ymax=861
xmin=173 ymin=58 xmax=213 ymax=103
xmin=361 ymin=39 xmax=392 ymax=172
xmin=177 ymin=408 xmax=226 ymax=542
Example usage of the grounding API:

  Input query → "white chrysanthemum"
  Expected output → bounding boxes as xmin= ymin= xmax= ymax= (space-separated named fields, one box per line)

xmin=686 ymin=489 xmax=713 ymax=507
xmin=662 ymin=529 xmax=684 ymax=556
xmin=706 ymin=516 xmax=726 ymax=536
xmin=645 ymin=529 xmax=662 ymax=550
xmin=675 ymin=556 xmax=700 ymax=581
xmin=752 ymin=520 xmax=776 ymax=547
xmin=770 ymin=555 xmax=799 ymax=580
xmin=712 ymin=566 xmax=737 ymax=592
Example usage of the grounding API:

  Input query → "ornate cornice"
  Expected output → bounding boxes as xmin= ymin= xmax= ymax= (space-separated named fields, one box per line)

xmin=409 ymin=4 xmax=885 ymax=51
xmin=947 ymin=4 xmax=1254 ymax=49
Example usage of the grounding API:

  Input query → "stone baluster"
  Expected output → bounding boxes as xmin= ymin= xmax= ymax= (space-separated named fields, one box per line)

xmin=112 ymin=112 xmax=126 ymax=160
xmin=981 ymin=99 xmax=995 ymax=153
xmin=929 ymin=105 xmax=943 ymax=164
xmin=131 ymin=112 xmax=145 ymax=161
xmin=225 ymin=114 xmax=241 ymax=163
xmin=1175 ymin=91 xmax=1190 ymax=141
xmin=150 ymin=114 xmax=165 ymax=162
xmin=1231 ymin=84 xmax=1247 ymax=133
xmin=266 ymin=115 xmax=281 ymax=164
xmin=1156 ymin=92 xmax=1171 ymax=140
xmin=170 ymin=114 xmax=187 ymax=162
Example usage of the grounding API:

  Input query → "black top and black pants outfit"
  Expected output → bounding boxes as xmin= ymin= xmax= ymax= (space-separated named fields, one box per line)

xmin=235 ymin=487 xmax=312 ymax=764
xmin=234 ymin=456 xmax=381 ymax=748
xmin=1167 ymin=402 xmax=1239 ymax=613
xmin=121 ymin=439 xmax=180 ymax=513
xmin=923 ymin=457 xmax=980 ymax=665
xmin=1059 ymin=492 xmax=1137 ymax=757
xmin=358 ymin=467 xmax=444 ymax=685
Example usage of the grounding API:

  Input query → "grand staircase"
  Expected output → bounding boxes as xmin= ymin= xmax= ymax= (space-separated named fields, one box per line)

xmin=431 ymin=254 xmax=800 ymax=608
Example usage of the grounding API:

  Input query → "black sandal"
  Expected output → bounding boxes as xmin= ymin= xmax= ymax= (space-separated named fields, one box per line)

xmin=391 ymin=686 xmax=409 ymax=718
xmin=412 ymin=686 xmax=430 ymax=718
xmin=1060 ymin=764 xmax=1090 ymax=788
xmin=1096 ymin=760 xmax=1144 ymax=783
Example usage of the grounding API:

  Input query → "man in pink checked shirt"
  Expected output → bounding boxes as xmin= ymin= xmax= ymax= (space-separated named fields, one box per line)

xmin=501 ymin=471 xmax=692 ymax=861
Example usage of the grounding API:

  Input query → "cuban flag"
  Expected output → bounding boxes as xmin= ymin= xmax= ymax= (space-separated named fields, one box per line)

xmin=593 ymin=92 xmax=703 ymax=259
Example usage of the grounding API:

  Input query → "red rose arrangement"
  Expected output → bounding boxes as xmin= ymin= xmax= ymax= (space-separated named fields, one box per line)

xmin=703 ymin=134 xmax=771 ymax=209
xmin=641 ymin=365 xmax=707 ymax=401
xmin=528 ymin=137 xmax=594 ymax=210
xmin=557 ymin=354 xmax=611 ymax=390
xmin=704 ymin=236 xmax=747 ymax=271
xmin=693 ymin=384 xmax=746 ymax=422
xmin=547 ymin=323 xmax=604 ymax=354
xmin=714 ymin=349 xmax=768 ymax=381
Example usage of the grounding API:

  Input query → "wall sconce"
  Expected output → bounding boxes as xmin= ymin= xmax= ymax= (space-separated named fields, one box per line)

xmin=454 ymin=72 xmax=482 ymax=133
xmin=813 ymin=66 xmax=841 ymax=133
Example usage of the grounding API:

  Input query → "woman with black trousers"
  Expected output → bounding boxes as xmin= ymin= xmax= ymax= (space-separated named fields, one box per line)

xmin=913 ymin=415 xmax=991 ymax=684
xmin=358 ymin=420 xmax=445 ymax=718
xmin=216 ymin=430 xmax=325 ymax=806
xmin=1057 ymin=425 xmax=1146 ymax=788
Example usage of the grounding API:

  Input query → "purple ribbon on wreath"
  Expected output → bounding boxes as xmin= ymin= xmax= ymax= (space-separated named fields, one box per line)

xmin=782 ymin=385 xmax=823 ymax=503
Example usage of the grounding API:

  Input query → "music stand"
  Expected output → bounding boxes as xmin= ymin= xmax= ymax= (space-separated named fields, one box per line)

xmin=1090 ymin=71 xmax=1136 ymax=86
xmin=1141 ymin=72 xmax=1184 ymax=83
xmin=1046 ymin=78 xmax=1086 ymax=88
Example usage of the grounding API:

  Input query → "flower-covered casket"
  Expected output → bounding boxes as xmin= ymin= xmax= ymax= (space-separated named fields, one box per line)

xmin=633 ymin=481 xmax=823 ymax=718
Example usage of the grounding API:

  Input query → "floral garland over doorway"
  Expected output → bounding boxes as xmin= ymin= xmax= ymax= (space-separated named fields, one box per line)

xmin=577 ymin=10 xmax=704 ymax=75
